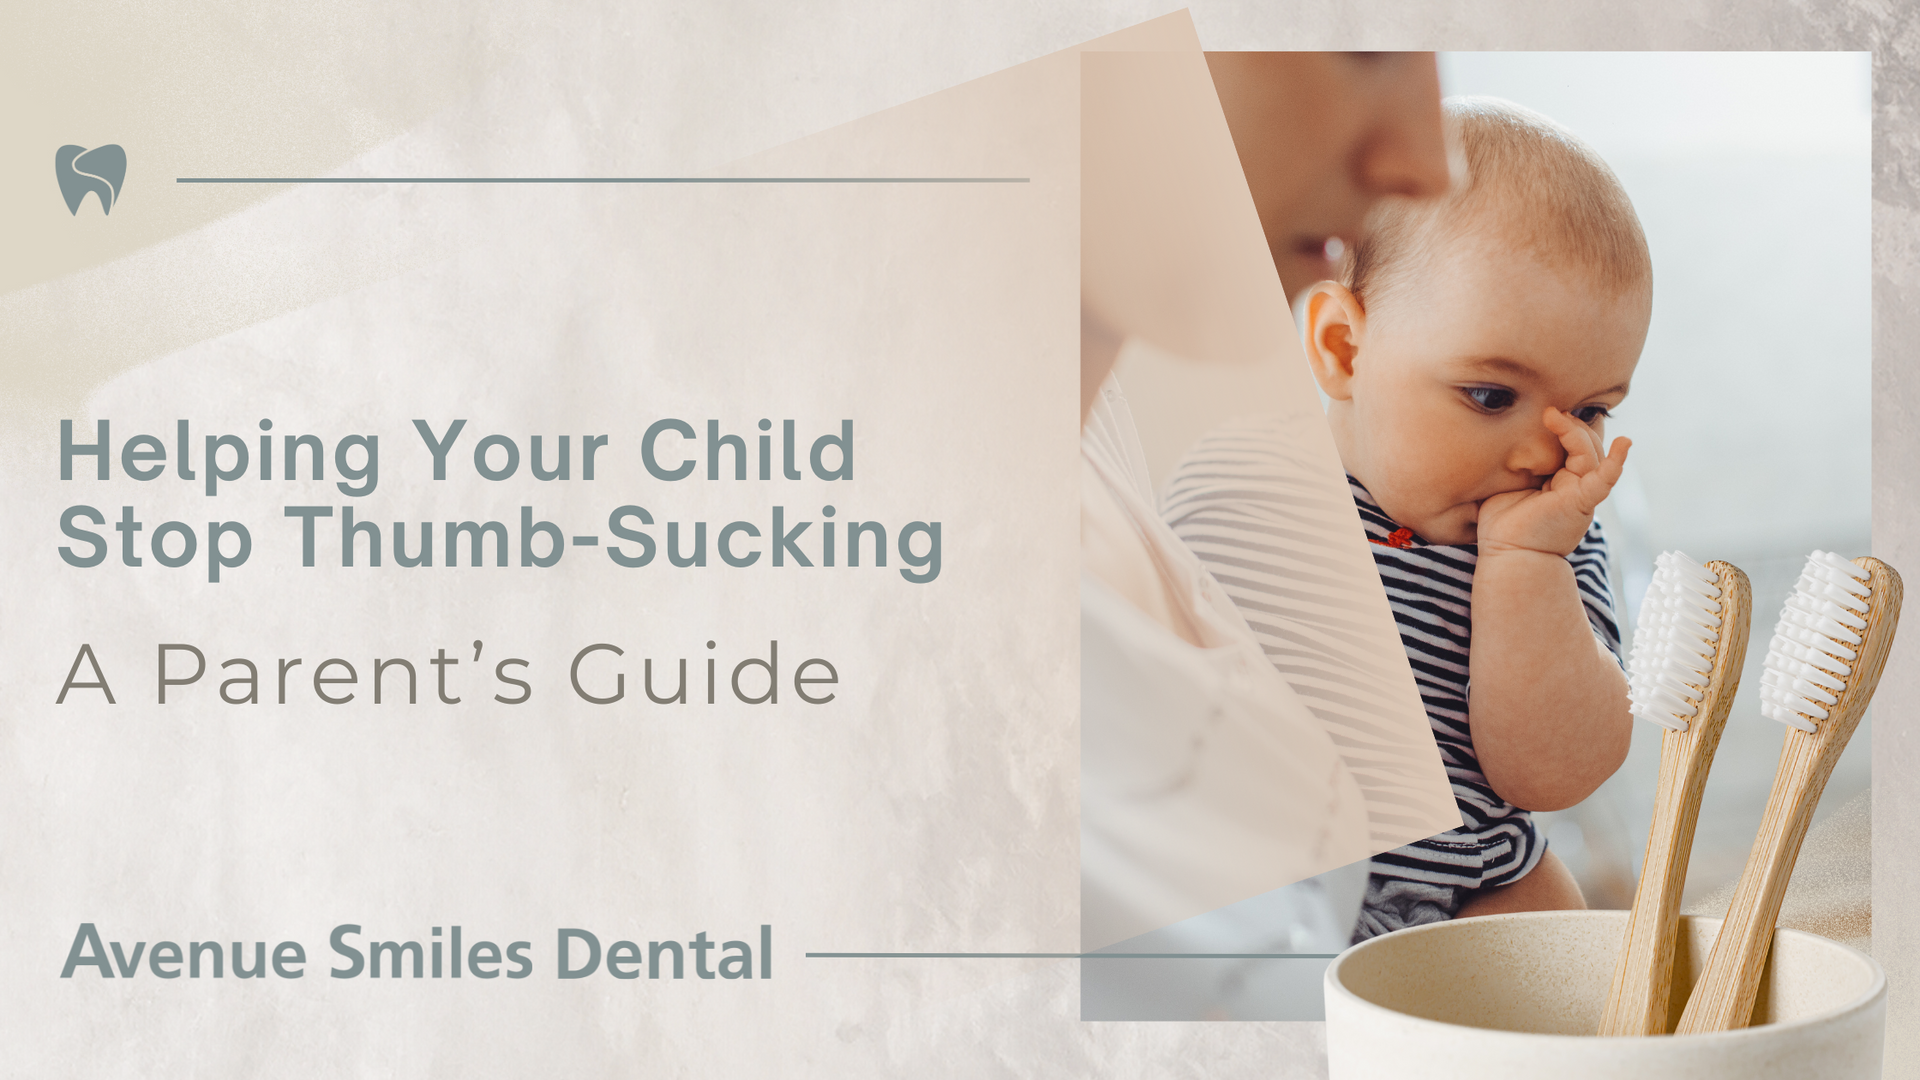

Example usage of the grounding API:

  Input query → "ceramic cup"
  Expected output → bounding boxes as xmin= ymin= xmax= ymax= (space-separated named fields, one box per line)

xmin=1324 ymin=910 xmax=1884 ymax=1079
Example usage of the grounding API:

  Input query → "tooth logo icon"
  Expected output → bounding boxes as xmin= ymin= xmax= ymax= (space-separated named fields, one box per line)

xmin=55 ymin=144 xmax=127 ymax=215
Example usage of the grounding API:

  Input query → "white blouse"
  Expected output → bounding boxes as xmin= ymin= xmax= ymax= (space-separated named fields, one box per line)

xmin=1080 ymin=380 xmax=1371 ymax=951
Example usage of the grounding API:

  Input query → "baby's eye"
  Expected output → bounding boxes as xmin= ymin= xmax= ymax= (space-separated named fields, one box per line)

xmin=1462 ymin=386 xmax=1517 ymax=412
xmin=1573 ymin=404 xmax=1612 ymax=424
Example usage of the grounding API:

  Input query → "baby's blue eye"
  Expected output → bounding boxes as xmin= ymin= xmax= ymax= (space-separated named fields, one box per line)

xmin=1463 ymin=386 xmax=1517 ymax=412
xmin=1574 ymin=404 xmax=1612 ymax=424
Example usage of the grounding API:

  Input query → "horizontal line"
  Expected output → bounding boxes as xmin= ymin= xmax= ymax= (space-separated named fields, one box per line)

xmin=175 ymin=177 xmax=1030 ymax=185
xmin=804 ymin=952 xmax=1339 ymax=959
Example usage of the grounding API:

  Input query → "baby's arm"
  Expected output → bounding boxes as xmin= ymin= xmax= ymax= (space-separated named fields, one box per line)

xmin=1469 ymin=408 xmax=1633 ymax=812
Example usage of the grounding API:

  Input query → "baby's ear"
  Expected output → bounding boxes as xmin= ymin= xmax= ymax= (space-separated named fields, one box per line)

xmin=1302 ymin=281 xmax=1365 ymax=401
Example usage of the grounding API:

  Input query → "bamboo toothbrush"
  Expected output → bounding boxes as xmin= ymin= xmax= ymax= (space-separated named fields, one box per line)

xmin=1675 ymin=552 xmax=1902 ymax=1034
xmin=1599 ymin=552 xmax=1752 ymax=1037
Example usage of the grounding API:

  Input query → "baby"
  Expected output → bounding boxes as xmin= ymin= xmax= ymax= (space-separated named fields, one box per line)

xmin=1166 ymin=97 xmax=1648 ymax=939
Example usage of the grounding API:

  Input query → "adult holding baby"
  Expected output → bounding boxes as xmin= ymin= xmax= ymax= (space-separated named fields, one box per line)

xmin=1080 ymin=52 xmax=1452 ymax=957
xmin=1165 ymin=98 xmax=1649 ymax=939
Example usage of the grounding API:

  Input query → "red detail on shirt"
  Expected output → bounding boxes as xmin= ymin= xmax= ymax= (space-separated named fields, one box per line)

xmin=1369 ymin=528 xmax=1417 ymax=549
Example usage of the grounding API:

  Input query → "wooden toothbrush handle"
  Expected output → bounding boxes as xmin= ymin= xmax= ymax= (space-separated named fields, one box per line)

xmin=1673 ymin=729 xmax=1835 ymax=1033
xmin=1599 ymin=563 xmax=1749 ymax=1037
xmin=1675 ymin=557 xmax=1901 ymax=1034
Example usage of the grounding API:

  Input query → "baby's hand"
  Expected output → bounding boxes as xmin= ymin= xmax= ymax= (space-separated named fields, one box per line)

xmin=1476 ymin=408 xmax=1630 ymax=556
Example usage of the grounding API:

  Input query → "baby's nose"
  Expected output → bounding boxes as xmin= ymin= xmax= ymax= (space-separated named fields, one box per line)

xmin=1509 ymin=423 xmax=1565 ymax=477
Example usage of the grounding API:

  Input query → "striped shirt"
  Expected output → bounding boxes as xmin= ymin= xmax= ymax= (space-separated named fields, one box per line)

xmin=1163 ymin=417 xmax=1622 ymax=940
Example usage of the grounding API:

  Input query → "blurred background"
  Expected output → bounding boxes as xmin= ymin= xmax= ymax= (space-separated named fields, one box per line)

xmin=1435 ymin=51 xmax=1873 ymax=912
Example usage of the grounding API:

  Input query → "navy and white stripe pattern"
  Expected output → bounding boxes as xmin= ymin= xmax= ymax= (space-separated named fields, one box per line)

xmin=1161 ymin=417 xmax=1474 ymax=860
xmin=1162 ymin=416 xmax=1622 ymax=941
xmin=1347 ymin=475 xmax=1621 ymax=938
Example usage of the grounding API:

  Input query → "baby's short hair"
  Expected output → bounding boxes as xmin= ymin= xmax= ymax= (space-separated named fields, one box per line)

xmin=1343 ymin=97 xmax=1651 ymax=310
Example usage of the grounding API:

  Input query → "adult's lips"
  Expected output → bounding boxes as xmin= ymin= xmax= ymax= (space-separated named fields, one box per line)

xmin=1282 ymin=235 xmax=1345 ymax=291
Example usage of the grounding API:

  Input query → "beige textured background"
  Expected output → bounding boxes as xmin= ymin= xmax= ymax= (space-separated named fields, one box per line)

xmin=3 ymin=11 xmax=1089 ymax=1076
xmin=4 ymin=2 xmax=1915 ymax=1076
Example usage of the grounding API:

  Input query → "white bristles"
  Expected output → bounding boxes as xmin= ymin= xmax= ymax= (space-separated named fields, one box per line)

xmin=1760 ymin=551 xmax=1872 ymax=733
xmin=1628 ymin=551 xmax=1725 ymax=733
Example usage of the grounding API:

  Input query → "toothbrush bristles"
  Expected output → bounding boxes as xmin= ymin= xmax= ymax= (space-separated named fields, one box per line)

xmin=1628 ymin=551 xmax=1724 ymax=733
xmin=1759 ymin=551 xmax=1871 ymax=733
